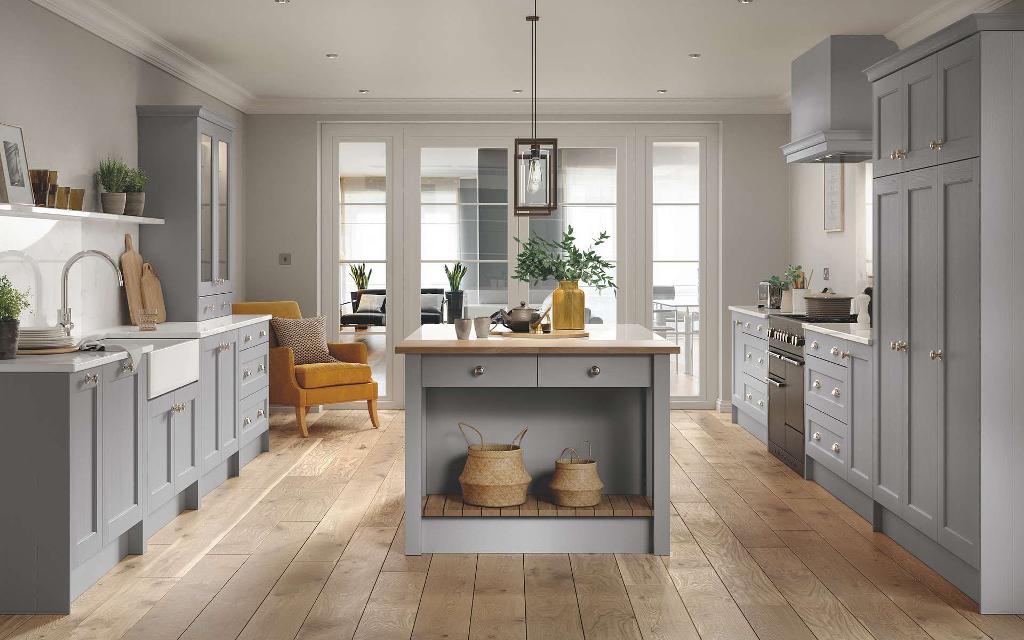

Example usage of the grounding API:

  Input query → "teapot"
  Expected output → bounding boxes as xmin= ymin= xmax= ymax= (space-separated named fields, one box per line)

xmin=495 ymin=301 xmax=542 ymax=333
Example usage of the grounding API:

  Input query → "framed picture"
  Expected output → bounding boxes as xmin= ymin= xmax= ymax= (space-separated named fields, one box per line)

xmin=0 ymin=123 xmax=33 ymax=206
xmin=823 ymin=163 xmax=844 ymax=232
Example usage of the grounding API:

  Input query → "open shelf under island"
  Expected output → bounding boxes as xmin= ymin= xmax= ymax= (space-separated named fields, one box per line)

xmin=397 ymin=323 xmax=679 ymax=555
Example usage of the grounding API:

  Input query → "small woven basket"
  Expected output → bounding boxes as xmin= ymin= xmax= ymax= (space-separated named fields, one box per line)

xmin=549 ymin=444 xmax=604 ymax=508
xmin=457 ymin=423 xmax=531 ymax=508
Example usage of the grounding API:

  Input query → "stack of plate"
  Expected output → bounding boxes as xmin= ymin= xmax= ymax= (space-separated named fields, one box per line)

xmin=17 ymin=326 xmax=76 ymax=350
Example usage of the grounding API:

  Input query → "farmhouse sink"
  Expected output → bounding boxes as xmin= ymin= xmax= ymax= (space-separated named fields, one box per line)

xmin=102 ymin=338 xmax=199 ymax=399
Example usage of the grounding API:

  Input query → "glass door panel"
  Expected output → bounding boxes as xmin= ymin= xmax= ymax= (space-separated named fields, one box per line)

xmin=419 ymin=147 xmax=510 ymax=324
xmin=217 ymin=140 xmax=229 ymax=282
xmin=651 ymin=141 xmax=701 ymax=398
xmin=199 ymin=134 xmax=213 ymax=284
xmin=526 ymin=147 xmax=618 ymax=324
xmin=337 ymin=142 xmax=389 ymax=396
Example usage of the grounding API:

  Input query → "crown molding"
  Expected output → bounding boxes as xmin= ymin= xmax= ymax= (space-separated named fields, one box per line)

xmin=30 ymin=0 xmax=257 ymax=112
xmin=886 ymin=0 xmax=1015 ymax=48
xmin=246 ymin=96 xmax=791 ymax=116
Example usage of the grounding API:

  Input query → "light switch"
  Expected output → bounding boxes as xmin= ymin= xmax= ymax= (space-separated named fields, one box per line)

xmin=279 ymin=253 xmax=292 ymax=266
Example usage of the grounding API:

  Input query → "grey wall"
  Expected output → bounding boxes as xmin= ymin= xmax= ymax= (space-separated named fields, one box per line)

xmin=244 ymin=113 xmax=790 ymax=407
xmin=0 ymin=0 xmax=247 ymax=331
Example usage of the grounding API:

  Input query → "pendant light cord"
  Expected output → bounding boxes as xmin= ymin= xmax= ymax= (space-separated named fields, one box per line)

xmin=530 ymin=0 xmax=538 ymax=141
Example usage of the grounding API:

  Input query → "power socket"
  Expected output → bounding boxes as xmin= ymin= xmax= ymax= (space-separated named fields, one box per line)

xmin=823 ymin=267 xmax=830 ymax=281
xmin=279 ymin=253 xmax=292 ymax=266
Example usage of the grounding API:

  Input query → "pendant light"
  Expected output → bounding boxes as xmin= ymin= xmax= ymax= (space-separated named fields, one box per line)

xmin=514 ymin=0 xmax=558 ymax=216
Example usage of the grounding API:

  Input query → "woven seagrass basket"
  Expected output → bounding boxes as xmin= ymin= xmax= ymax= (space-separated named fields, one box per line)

xmin=457 ymin=423 xmax=531 ymax=508
xmin=550 ymin=445 xmax=604 ymax=507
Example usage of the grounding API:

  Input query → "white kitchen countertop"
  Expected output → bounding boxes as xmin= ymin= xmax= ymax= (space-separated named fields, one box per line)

xmin=397 ymin=323 xmax=679 ymax=354
xmin=728 ymin=305 xmax=792 ymax=319
xmin=0 ymin=315 xmax=271 ymax=373
xmin=803 ymin=322 xmax=873 ymax=345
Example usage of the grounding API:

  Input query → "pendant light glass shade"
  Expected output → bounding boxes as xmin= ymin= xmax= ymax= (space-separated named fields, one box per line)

xmin=515 ymin=138 xmax=557 ymax=215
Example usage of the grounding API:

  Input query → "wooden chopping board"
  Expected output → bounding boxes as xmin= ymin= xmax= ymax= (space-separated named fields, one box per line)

xmin=140 ymin=263 xmax=167 ymax=323
xmin=120 ymin=234 xmax=144 ymax=325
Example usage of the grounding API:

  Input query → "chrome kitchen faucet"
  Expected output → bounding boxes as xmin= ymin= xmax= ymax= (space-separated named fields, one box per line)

xmin=59 ymin=250 xmax=124 ymax=336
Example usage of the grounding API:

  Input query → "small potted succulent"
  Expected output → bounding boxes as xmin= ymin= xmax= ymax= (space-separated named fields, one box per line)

xmin=123 ymin=167 xmax=149 ymax=216
xmin=97 ymin=157 xmax=129 ymax=214
xmin=444 ymin=262 xmax=469 ymax=323
xmin=0 ymin=275 xmax=30 ymax=360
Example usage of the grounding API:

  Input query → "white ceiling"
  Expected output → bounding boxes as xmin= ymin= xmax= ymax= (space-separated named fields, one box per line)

xmin=58 ymin=0 xmax=996 ymax=112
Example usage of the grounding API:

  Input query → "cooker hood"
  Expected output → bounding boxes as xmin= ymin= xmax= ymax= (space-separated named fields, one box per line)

xmin=781 ymin=35 xmax=898 ymax=163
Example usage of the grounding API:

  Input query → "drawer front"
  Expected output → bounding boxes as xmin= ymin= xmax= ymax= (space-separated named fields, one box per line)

xmin=538 ymin=355 xmax=650 ymax=388
xmin=198 ymin=292 xmax=235 ymax=321
xmin=737 ymin=316 xmax=768 ymax=340
xmin=422 ymin=355 xmax=537 ymax=388
xmin=238 ymin=322 xmax=270 ymax=351
xmin=739 ymin=374 xmax=768 ymax=422
xmin=739 ymin=334 xmax=768 ymax=380
xmin=239 ymin=387 xmax=269 ymax=446
xmin=238 ymin=343 xmax=269 ymax=399
xmin=805 ymin=333 xmax=851 ymax=367
xmin=806 ymin=406 xmax=846 ymax=477
xmin=805 ymin=356 xmax=849 ymax=424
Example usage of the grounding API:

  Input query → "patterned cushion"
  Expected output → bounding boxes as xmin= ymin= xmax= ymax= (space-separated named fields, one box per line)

xmin=270 ymin=316 xmax=336 ymax=365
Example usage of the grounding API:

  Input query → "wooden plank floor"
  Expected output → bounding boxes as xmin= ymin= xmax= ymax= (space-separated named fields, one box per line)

xmin=2 ymin=408 xmax=1018 ymax=640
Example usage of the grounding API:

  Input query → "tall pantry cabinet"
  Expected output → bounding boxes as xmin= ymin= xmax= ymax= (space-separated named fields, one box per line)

xmin=867 ymin=13 xmax=1024 ymax=612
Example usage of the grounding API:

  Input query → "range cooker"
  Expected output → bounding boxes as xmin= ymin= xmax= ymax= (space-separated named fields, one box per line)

xmin=766 ymin=314 xmax=856 ymax=475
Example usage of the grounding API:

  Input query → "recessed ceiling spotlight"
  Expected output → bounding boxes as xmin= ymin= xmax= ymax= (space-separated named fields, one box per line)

xmin=689 ymin=53 xmax=702 ymax=59
xmin=738 ymin=0 xmax=754 ymax=4
xmin=325 ymin=53 xmax=339 ymax=59
xmin=657 ymin=89 xmax=668 ymax=94
xmin=513 ymin=89 xmax=523 ymax=94
xmin=274 ymin=0 xmax=290 ymax=4
xmin=358 ymin=89 xmax=370 ymax=94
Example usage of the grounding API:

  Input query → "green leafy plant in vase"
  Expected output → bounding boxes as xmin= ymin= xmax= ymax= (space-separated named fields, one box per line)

xmin=513 ymin=226 xmax=616 ymax=330
xmin=123 ymin=167 xmax=149 ymax=216
xmin=97 ymin=157 xmax=130 ymax=214
xmin=0 ymin=275 xmax=30 ymax=359
xmin=349 ymin=263 xmax=372 ymax=291
xmin=444 ymin=262 xmax=469 ymax=323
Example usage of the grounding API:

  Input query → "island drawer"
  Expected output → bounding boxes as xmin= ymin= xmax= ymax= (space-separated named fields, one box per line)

xmin=537 ymin=355 xmax=651 ymax=388
xmin=422 ymin=355 xmax=538 ymax=388
xmin=238 ymin=343 xmax=269 ymax=399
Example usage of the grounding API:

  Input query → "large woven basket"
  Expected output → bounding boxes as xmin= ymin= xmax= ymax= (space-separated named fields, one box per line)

xmin=550 ymin=446 xmax=604 ymax=507
xmin=457 ymin=423 xmax=531 ymax=508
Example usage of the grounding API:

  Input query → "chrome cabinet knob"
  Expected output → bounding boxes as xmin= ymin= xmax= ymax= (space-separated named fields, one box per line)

xmin=258 ymin=363 xmax=265 ymax=372
xmin=588 ymin=365 xmax=601 ymax=377
xmin=243 ymin=417 xmax=252 ymax=426
xmin=756 ymin=324 xmax=763 ymax=332
xmin=735 ymin=320 xmax=742 ymax=327
xmin=259 ymin=330 xmax=267 ymax=338
xmin=831 ymin=388 xmax=841 ymax=398
xmin=840 ymin=350 xmax=851 ymax=359
xmin=810 ymin=341 xmax=818 ymax=350
xmin=745 ymin=393 xmax=752 ymax=401
xmin=744 ymin=322 xmax=750 ymax=329
xmin=813 ymin=380 xmax=822 ymax=389
xmin=472 ymin=365 xmax=485 ymax=376
xmin=930 ymin=140 xmax=944 ymax=151
xmin=757 ymin=399 xmax=764 ymax=407
xmin=830 ymin=346 xmax=840 ymax=356
xmin=831 ymin=443 xmax=841 ymax=454
xmin=244 ymin=334 xmax=252 ymax=342
xmin=745 ymin=353 xmax=752 ymax=360
xmin=257 ymin=409 xmax=265 ymax=418
xmin=83 ymin=372 xmax=98 ymax=385
xmin=243 ymin=369 xmax=251 ymax=378
xmin=930 ymin=349 xmax=943 ymax=361
xmin=812 ymin=432 xmax=822 ymax=441
xmin=121 ymin=361 xmax=135 ymax=374
xmin=757 ymin=357 xmax=763 ymax=365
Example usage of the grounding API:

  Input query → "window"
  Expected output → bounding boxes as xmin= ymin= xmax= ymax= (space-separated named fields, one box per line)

xmin=420 ymin=148 xmax=510 ymax=320
xmin=527 ymin=147 xmax=617 ymax=324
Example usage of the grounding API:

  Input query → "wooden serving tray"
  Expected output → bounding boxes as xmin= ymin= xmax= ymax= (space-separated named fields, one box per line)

xmin=17 ymin=345 xmax=79 ymax=355
xmin=490 ymin=329 xmax=589 ymax=339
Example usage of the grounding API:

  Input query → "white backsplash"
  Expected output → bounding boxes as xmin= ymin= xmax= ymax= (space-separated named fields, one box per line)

xmin=0 ymin=216 xmax=135 ymax=338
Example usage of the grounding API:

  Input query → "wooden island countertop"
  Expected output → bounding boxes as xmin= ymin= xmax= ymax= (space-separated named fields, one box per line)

xmin=396 ymin=323 xmax=681 ymax=355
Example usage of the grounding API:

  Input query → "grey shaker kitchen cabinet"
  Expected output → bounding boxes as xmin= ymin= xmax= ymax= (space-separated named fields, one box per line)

xmin=147 ymin=382 xmax=201 ymax=517
xmin=872 ymin=35 xmax=980 ymax=177
xmin=200 ymin=331 xmax=238 ymax=474
xmin=100 ymin=360 xmax=144 ymax=546
xmin=874 ymin=158 xmax=980 ymax=566
xmin=70 ymin=370 xmax=102 ymax=567
xmin=138 ymin=106 xmax=236 ymax=321
xmin=845 ymin=341 xmax=874 ymax=496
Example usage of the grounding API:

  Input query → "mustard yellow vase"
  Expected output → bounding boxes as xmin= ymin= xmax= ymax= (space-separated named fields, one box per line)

xmin=552 ymin=280 xmax=585 ymax=330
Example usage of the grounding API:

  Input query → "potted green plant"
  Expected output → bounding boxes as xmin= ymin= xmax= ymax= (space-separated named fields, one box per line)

xmin=97 ymin=157 xmax=129 ymax=214
xmin=513 ymin=226 xmax=615 ymax=330
xmin=349 ymin=263 xmax=372 ymax=291
xmin=444 ymin=262 xmax=469 ymax=323
xmin=123 ymin=167 xmax=149 ymax=216
xmin=0 ymin=275 xmax=30 ymax=360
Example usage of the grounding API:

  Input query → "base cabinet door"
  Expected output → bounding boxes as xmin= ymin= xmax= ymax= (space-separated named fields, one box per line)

xmin=172 ymin=383 xmax=200 ymax=493
xmin=147 ymin=393 xmax=175 ymax=514
xmin=846 ymin=343 xmax=874 ymax=495
xmin=100 ymin=361 xmax=144 ymax=545
xmin=69 ymin=371 xmax=102 ymax=566
xmin=200 ymin=332 xmax=237 ymax=473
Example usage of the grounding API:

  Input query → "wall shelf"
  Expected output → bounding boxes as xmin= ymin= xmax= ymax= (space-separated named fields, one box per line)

xmin=0 ymin=203 xmax=164 ymax=225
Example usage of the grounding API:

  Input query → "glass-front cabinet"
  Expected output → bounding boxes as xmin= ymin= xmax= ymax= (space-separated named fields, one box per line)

xmin=139 ymin=106 xmax=236 ymax=321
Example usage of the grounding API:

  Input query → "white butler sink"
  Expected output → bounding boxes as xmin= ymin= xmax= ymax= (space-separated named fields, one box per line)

xmin=103 ymin=338 xmax=200 ymax=399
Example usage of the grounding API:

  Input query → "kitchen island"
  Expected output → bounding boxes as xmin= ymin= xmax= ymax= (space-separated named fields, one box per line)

xmin=396 ymin=324 xmax=678 ymax=555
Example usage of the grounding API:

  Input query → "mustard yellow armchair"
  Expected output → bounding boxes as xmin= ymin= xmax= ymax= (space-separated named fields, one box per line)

xmin=233 ymin=301 xmax=380 ymax=437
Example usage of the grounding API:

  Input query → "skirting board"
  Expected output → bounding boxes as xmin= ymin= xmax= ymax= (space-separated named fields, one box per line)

xmin=806 ymin=458 xmax=873 ymax=521
xmin=420 ymin=517 xmax=654 ymax=554
xmin=734 ymin=407 xmax=767 ymax=444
